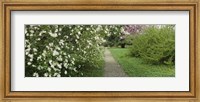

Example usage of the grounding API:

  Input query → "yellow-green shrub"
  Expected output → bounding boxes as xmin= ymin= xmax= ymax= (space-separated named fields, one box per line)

xmin=129 ymin=25 xmax=175 ymax=65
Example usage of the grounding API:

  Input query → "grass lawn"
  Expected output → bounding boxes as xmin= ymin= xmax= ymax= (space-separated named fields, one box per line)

xmin=80 ymin=66 xmax=104 ymax=77
xmin=109 ymin=48 xmax=175 ymax=77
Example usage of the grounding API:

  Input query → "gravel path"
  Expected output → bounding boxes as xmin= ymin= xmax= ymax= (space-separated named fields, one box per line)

xmin=103 ymin=48 xmax=128 ymax=77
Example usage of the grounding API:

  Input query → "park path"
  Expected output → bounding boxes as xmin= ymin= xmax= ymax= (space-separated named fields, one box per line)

xmin=103 ymin=48 xmax=128 ymax=77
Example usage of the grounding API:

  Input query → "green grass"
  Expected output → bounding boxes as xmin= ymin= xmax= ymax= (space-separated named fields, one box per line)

xmin=109 ymin=48 xmax=175 ymax=77
xmin=78 ymin=59 xmax=104 ymax=77
xmin=80 ymin=67 xmax=104 ymax=77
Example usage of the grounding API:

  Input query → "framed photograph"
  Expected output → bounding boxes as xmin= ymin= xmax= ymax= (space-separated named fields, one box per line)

xmin=1 ymin=0 xmax=199 ymax=101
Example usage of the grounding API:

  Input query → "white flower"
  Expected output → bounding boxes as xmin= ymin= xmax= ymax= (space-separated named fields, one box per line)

xmin=57 ymin=56 xmax=63 ymax=61
xmin=64 ymin=71 xmax=67 ymax=74
xmin=64 ymin=63 xmax=68 ymax=68
xmin=37 ymin=56 xmax=42 ymax=60
xmin=78 ymin=31 xmax=81 ymax=35
xmin=33 ymin=48 xmax=37 ymax=52
xmin=42 ymin=52 xmax=46 ymax=57
xmin=57 ymin=63 xmax=62 ymax=69
xmin=26 ymin=33 xmax=29 ymax=36
xmin=53 ymin=50 xmax=59 ymax=56
xmin=30 ymin=30 xmax=34 ymax=33
xmin=71 ymin=61 xmax=75 ymax=65
xmin=76 ymin=35 xmax=79 ymax=39
xmin=65 ymin=59 xmax=68 ymax=63
xmin=39 ymin=32 xmax=43 ymax=36
xmin=44 ymin=73 xmax=48 ymax=77
xmin=26 ymin=51 xmax=29 ymax=55
xmin=49 ymin=32 xmax=58 ymax=38
xmin=59 ymin=28 xmax=62 ymax=31
xmin=53 ymin=73 xmax=61 ymax=77
xmin=65 ymin=36 xmax=69 ymax=39
xmin=33 ymin=72 xmax=39 ymax=77
xmin=73 ymin=68 xmax=78 ymax=72
xmin=59 ymin=40 xmax=64 ymax=45
xmin=56 ymin=46 xmax=61 ymax=50
xmin=27 ymin=62 xmax=31 ymax=65
xmin=49 ymin=43 xmax=53 ymax=47
xmin=83 ymin=51 xmax=86 ymax=54
xmin=95 ymin=36 xmax=99 ymax=40
xmin=28 ymin=54 xmax=33 ymax=58
xmin=55 ymin=29 xmax=58 ymax=32
xmin=57 ymin=74 xmax=61 ymax=77
xmin=38 ymin=65 xmax=43 ymax=70
xmin=32 ymin=65 xmax=36 ymax=67
xmin=48 ymin=67 xmax=51 ymax=72
xmin=75 ymin=39 xmax=78 ymax=43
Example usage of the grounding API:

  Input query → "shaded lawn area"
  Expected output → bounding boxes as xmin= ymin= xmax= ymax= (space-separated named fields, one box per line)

xmin=109 ymin=48 xmax=175 ymax=77
xmin=79 ymin=61 xmax=104 ymax=77
xmin=80 ymin=67 xmax=104 ymax=77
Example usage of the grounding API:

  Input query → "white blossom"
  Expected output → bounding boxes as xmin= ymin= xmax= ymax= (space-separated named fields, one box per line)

xmin=33 ymin=72 xmax=39 ymax=77
xmin=53 ymin=50 xmax=59 ymax=56
xmin=27 ymin=62 xmax=31 ymax=65
xmin=49 ymin=32 xmax=58 ymax=38
xmin=30 ymin=30 xmax=34 ymax=33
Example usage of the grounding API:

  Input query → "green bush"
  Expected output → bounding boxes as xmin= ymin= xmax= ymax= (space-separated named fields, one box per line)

xmin=124 ymin=35 xmax=135 ymax=45
xmin=129 ymin=25 xmax=175 ymax=65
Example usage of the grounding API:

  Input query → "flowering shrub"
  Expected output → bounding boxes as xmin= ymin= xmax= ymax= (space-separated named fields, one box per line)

xmin=25 ymin=25 xmax=107 ymax=77
xmin=101 ymin=25 xmax=122 ymax=47
xmin=123 ymin=25 xmax=146 ymax=35
xmin=117 ymin=25 xmax=146 ymax=47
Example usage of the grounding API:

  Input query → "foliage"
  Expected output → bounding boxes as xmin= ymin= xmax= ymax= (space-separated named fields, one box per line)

xmin=101 ymin=25 xmax=122 ymax=47
xmin=129 ymin=25 xmax=175 ymax=65
xmin=102 ymin=25 xmax=145 ymax=48
xmin=110 ymin=48 xmax=175 ymax=77
xmin=124 ymin=35 xmax=135 ymax=45
xmin=25 ymin=25 xmax=105 ymax=77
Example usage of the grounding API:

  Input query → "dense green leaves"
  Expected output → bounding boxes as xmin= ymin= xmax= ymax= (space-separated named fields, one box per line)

xmin=129 ymin=25 xmax=175 ymax=65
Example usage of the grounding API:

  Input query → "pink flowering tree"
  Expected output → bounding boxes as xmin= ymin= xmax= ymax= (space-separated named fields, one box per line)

xmin=119 ymin=25 xmax=146 ymax=48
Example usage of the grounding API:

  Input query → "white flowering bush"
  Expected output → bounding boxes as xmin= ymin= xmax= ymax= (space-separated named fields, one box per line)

xmin=101 ymin=25 xmax=122 ymax=47
xmin=25 ymin=25 xmax=107 ymax=77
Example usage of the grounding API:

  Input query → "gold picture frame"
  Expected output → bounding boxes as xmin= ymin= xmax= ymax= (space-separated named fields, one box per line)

xmin=0 ymin=0 xmax=199 ymax=101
